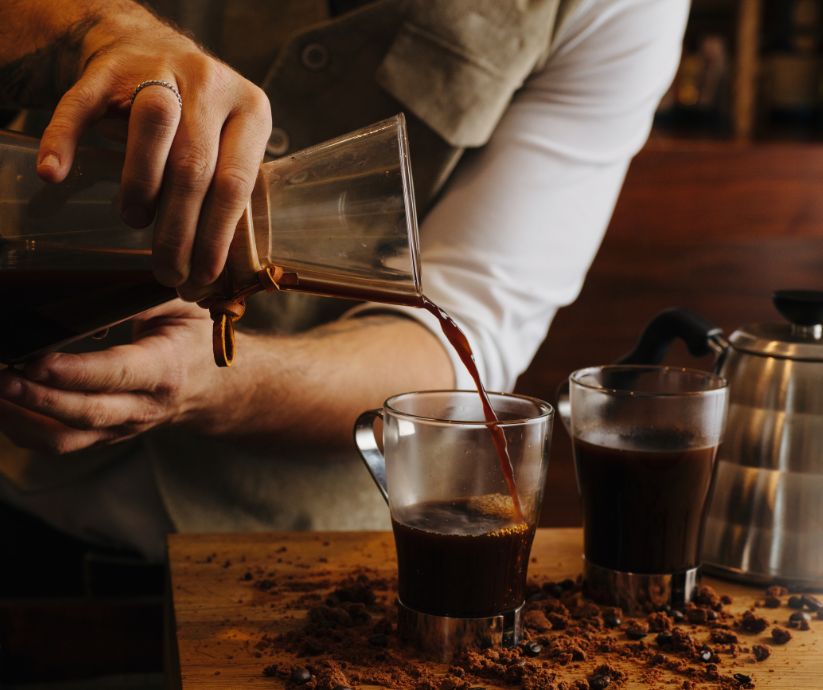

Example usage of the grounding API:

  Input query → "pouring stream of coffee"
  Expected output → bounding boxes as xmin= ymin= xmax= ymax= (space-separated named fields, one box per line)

xmin=419 ymin=296 xmax=524 ymax=523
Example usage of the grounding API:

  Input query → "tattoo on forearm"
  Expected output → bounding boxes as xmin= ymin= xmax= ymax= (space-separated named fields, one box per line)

xmin=0 ymin=16 xmax=101 ymax=107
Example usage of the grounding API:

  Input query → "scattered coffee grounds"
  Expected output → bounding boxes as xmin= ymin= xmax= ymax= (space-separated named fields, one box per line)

xmin=801 ymin=594 xmax=822 ymax=612
xmin=733 ymin=672 xmax=754 ymax=689
xmin=771 ymin=627 xmax=792 ymax=644
xmin=740 ymin=611 xmax=769 ymax=634
xmin=693 ymin=585 xmax=723 ymax=611
xmin=765 ymin=585 xmax=788 ymax=598
xmin=763 ymin=596 xmax=780 ymax=609
xmin=587 ymin=664 xmax=624 ymax=689
xmin=751 ymin=645 xmax=770 ymax=662
xmin=290 ymin=666 xmax=312 ymax=684
xmin=624 ymin=620 xmax=648 ymax=640
xmin=240 ymin=565 xmax=820 ymax=690
xmin=709 ymin=629 xmax=738 ymax=645
xmin=788 ymin=611 xmax=811 ymax=631
xmin=647 ymin=611 xmax=673 ymax=632
xmin=762 ymin=586 xmax=788 ymax=609
xmin=686 ymin=605 xmax=709 ymax=625
xmin=522 ymin=641 xmax=543 ymax=657
xmin=602 ymin=608 xmax=622 ymax=629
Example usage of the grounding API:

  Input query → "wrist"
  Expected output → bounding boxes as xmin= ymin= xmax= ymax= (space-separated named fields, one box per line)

xmin=176 ymin=330 xmax=265 ymax=438
xmin=79 ymin=3 xmax=176 ymax=72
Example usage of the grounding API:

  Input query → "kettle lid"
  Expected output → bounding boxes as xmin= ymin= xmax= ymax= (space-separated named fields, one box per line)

xmin=731 ymin=290 xmax=823 ymax=361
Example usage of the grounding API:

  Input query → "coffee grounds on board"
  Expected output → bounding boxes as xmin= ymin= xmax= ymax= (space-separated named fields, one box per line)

xmin=247 ymin=572 xmax=817 ymax=690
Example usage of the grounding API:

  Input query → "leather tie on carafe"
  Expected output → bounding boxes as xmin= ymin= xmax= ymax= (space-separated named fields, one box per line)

xmin=202 ymin=265 xmax=285 ymax=368
xmin=207 ymin=298 xmax=246 ymax=368
xmin=196 ymin=174 xmax=282 ymax=367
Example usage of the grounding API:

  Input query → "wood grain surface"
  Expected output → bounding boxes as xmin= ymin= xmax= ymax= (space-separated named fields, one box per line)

xmin=168 ymin=529 xmax=823 ymax=689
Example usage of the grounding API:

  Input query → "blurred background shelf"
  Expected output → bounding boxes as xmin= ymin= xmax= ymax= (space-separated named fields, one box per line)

xmin=656 ymin=0 xmax=823 ymax=141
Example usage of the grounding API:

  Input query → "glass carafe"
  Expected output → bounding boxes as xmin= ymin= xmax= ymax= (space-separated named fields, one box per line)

xmin=0 ymin=115 xmax=421 ymax=365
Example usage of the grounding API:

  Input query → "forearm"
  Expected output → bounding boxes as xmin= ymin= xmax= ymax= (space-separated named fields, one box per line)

xmin=0 ymin=0 xmax=174 ymax=106
xmin=190 ymin=315 xmax=455 ymax=447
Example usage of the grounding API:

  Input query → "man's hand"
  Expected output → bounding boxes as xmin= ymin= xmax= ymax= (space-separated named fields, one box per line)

xmin=2 ymin=0 xmax=272 ymax=297
xmin=0 ymin=301 xmax=220 ymax=454
xmin=0 ymin=307 xmax=455 ymax=455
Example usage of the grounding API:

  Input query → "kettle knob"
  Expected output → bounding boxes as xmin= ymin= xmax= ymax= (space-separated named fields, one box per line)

xmin=773 ymin=290 xmax=823 ymax=327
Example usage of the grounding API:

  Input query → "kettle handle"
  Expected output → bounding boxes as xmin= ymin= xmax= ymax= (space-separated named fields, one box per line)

xmin=618 ymin=308 xmax=727 ymax=366
xmin=556 ymin=308 xmax=728 ymax=433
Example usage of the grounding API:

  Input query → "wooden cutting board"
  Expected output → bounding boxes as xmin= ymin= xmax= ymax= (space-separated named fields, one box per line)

xmin=167 ymin=529 xmax=823 ymax=689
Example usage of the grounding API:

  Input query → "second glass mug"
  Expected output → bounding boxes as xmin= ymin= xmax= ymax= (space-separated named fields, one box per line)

xmin=354 ymin=390 xmax=553 ymax=660
xmin=567 ymin=365 xmax=729 ymax=614
xmin=0 ymin=114 xmax=420 ymax=365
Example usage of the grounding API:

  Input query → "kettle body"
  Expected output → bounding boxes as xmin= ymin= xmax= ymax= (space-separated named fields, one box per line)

xmin=619 ymin=291 xmax=823 ymax=589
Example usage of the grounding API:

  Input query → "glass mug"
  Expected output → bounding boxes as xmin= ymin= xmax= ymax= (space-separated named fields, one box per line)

xmin=568 ymin=365 xmax=729 ymax=614
xmin=354 ymin=390 xmax=553 ymax=660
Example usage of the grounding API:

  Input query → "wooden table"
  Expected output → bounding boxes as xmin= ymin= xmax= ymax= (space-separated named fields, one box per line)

xmin=167 ymin=529 xmax=823 ymax=689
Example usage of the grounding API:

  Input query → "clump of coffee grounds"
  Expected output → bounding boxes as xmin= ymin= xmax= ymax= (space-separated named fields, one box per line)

xmin=249 ymin=573 xmax=815 ymax=690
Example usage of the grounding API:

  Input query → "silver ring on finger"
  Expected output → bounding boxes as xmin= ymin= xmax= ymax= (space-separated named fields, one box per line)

xmin=130 ymin=80 xmax=183 ymax=109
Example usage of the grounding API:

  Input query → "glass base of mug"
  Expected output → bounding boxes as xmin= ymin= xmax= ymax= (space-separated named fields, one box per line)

xmin=583 ymin=558 xmax=699 ymax=615
xmin=397 ymin=599 xmax=523 ymax=661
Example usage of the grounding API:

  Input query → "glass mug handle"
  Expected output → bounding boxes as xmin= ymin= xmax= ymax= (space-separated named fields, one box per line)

xmin=353 ymin=409 xmax=389 ymax=505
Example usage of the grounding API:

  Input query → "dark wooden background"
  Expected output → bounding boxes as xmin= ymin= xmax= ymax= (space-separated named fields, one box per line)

xmin=516 ymin=139 xmax=823 ymax=527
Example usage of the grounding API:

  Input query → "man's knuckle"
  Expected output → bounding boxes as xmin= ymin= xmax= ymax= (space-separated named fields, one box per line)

xmin=75 ymin=403 xmax=108 ymax=430
xmin=214 ymin=165 xmax=253 ymax=201
xmin=152 ymin=248 xmax=189 ymax=284
xmin=48 ymin=434 xmax=76 ymax=456
xmin=63 ymin=84 xmax=99 ymax=113
xmin=192 ymin=256 xmax=224 ymax=285
xmin=121 ymin=168 xmax=157 ymax=196
xmin=170 ymin=151 xmax=213 ymax=191
xmin=247 ymin=87 xmax=272 ymax=121
xmin=43 ymin=119 xmax=76 ymax=142
xmin=154 ymin=230 xmax=188 ymax=255
xmin=159 ymin=369 xmax=184 ymax=401
xmin=61 ymin=372 xmax=88 ymax=391
xmin=132 ymin=402 xmax=159 ymax=427
xmin=189 ymin=55 xmax=229 ymax=93
xmin=208 ymin=62 xmax=234 ymax=93
xmin=115 ymin=363 xmax=135 ymax=389
xmin=136 ymin=92 xmax=180 ymax=132
xmin=32 ymin=388 xmax=58 ymax=411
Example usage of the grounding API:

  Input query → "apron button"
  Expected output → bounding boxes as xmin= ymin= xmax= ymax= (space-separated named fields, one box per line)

xmin=301 ymin=43 xmax=329 ymax=71
xmin=267 ymin=127 xmax=290 ymax=156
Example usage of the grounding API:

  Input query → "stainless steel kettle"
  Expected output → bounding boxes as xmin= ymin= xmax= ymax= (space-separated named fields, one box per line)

xmin=620 ymin=290 xmax=823 ymax=589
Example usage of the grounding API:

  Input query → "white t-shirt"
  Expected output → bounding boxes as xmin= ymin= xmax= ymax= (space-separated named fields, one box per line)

xmin=0 ymin=0 xmax=690 ymax=558
xmin=351 ymin=0 xmax=689 ymax=390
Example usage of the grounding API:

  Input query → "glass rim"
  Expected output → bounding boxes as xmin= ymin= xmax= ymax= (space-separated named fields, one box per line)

xmin=395 ymin=113 xmax=422 ymax=295
xmin=569 ymin=365 xmax=728 ymax=398
xmin=384 ymin=389 xmax=554 ymax=427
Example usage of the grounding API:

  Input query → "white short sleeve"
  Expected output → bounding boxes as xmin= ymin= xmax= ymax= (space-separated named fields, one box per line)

xmin=347 ymin=0 xmax=690 ymax=391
